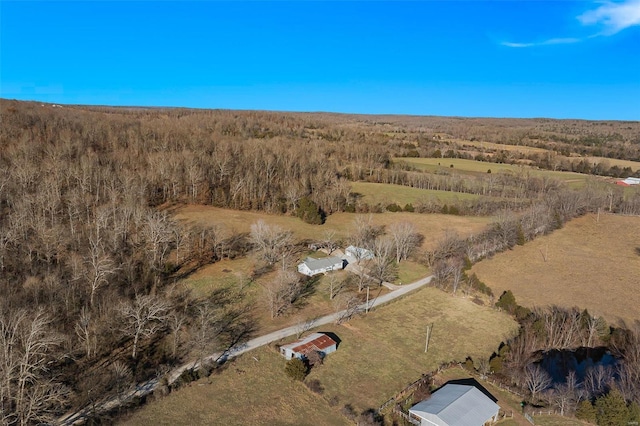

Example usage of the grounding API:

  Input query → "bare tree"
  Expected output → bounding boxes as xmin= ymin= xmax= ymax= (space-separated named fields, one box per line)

xmin=85 ymin=236 xmax=117 ymax=307
xmin=143 ymin=211 xmax=175 ymax=270
xmin=294 ymin=316 xmax=318 ymax=339
xmin=584 ymin=364 xmax=614 ymax=399
xmin=333 ymin=293 xmax=362 ymax=324
xmin=369 ymin=236 xmax=397 ymax=286
xmin=326 ymin=272 xmax=349 ymax=300
xmin=109 ymin=361 xmax=133 ymax=403
xmin=524 ymin=364 xmax=552 ymax=402
xmin=450 ymin=258 xmax=464 ymax=294
xmin=249 ymin=220 xmax=293 ymax=265
xmin=118 ymin=295 xmax=169 ymax=359
xmin=548 ymin=371 xmax=580 ymax=416
xmin=427 ymin=230 xmax=466 ymax=267
xmin=74 ymin=307 xmax=96 ymax=359
xmin=190 ymin=302 xmax=221 ymax=367
xmin=0 ymin=308 xmax=65 ymax=425
xmin=388 ymin=221 xmax=420 ymax=263
xmin=168 ymin=310 xmax=189 ymax=359
xmin=321 ymin=230 xmax=339 ymax=255
xmin=351 ymin=215 xmax=383 ymax=251
xmin=263 ymin=269 xmax=303 ymax=319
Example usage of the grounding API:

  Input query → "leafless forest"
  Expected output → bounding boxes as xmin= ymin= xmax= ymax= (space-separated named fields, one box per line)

xmin=1 ymin=99 xmax=639 ymax=424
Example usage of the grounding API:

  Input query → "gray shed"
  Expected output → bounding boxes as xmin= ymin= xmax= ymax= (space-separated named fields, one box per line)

xmin=409 ymin=384 xmax=500 ymax=426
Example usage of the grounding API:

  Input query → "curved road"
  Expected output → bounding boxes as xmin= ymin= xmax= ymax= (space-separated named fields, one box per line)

xmin=58 ymin=275 xmax=432 ymax=425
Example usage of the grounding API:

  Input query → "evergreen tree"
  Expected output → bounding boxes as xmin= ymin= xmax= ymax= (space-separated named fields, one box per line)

xmin=285 ymin=357 xmax=308 ymax=381
xmin=575 ymin=400 xmax=596 ymax=423
xmin=595 ymin=390 xmax=629 ymax=426
xmin=296 ymin=197 xmax=324 ymax=224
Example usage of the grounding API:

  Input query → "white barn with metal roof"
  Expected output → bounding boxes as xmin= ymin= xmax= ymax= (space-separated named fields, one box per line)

xmin=409 ymin=384 xmax=500 ymax=426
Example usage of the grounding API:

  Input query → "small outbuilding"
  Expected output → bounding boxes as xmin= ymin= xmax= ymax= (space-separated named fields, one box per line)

xmin=279 ymin=332 xmax=338 ymax=360
xmin=616 ymin=177 xmax=640 ymax=186
xmin=345 ymin=245 xmax=374 ymax=261
xmin=297 ymin=256 xmax=344 ymax=276
xmin=409 ymin=383 xmax=500 ymax=426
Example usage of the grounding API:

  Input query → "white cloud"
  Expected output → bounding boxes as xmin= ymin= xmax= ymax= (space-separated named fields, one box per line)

xmin=502 ymin=0 xmax=640 ymax=48
xmin=501 ymin=37 xmax=581 ymax=48
xmin=578 ymin=0 xmax=640 ymax=35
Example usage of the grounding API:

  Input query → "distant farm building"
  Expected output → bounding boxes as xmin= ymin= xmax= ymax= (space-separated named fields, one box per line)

xmin=409 ymin=383 xmax=500 ymax=426
xmin=345 ymin=245 xmax=374 ymax=261
xmin=297 ymin=256 xmax=344 ymax=276
xmin=279 ymin=332 xmax=338 ymax=360
xmin=616 ymin=177 xmax=640 ymax=186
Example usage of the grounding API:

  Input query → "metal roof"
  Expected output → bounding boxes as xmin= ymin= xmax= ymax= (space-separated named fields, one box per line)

xmin=280 ymin=333 xmax=337 ymax=355
xmin=302 ymin=256 xmax=343 ymax=271
xmin=409 ymin=384 xmax=500 ymax=426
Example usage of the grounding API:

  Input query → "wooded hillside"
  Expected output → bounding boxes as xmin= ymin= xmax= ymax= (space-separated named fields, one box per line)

xmin=0 ymin=99 xmax=639 ymax=424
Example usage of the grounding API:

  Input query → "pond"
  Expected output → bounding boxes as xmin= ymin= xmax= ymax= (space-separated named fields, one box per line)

xmin=537 ymin=346 xmax=619 ymax=383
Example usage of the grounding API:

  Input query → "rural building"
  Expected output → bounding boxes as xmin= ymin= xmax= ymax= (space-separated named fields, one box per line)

xmin=409 ymin=383 xmax=500 ymax=426
xmin=297 ymin=256 xmax=344 ymax=276
xmin=279 ymin=332 xmax=338 ymax=360
xmin=345 ymin=245 xmax=374 ymax=261
xmin=616 ymin=177 xmax=640 ymax=186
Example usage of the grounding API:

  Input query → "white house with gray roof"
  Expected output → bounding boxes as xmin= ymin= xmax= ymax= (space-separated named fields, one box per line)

xmin=409 ymin=384 xmax=500 ymax=426
xmin=297 ymin=256 xmax=344 ymax=276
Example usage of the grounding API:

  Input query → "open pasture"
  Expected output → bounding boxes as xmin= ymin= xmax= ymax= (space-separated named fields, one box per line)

xmin=120 ymin=345 xmax=350 ymax=426
xmin=395 ymin=157 xmax=592 ymax=187
xmin=580 ymin=156 xmax=640 ymax=172
xmin=350 ymin=181 xmax=480 ymax=206
xmin=172 ymin=205 xmax=491 ymax=252
xmin=122 ymin=286 xmax=517 ymax=425
xmin=452 ymin=139 xmax=549 ymax=155
xmin=471 ymin=213 xmax=640 ymax=325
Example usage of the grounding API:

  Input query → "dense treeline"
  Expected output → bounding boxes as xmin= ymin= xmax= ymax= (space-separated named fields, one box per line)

xmin=0 ymin=100 xmax=639 ymax=423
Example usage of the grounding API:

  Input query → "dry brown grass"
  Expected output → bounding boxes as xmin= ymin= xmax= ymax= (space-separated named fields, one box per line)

xmin=122 ymin=287 xmax=517 ymax=425
xmin=304 ymin=287 xmax=518 ymax=413
xmin=120 ymin=346 xmax=350 ymax=426
xmin=172 ymin=205 xmax=491 ymax=252
xmin=471 ymin=213 xmax=640 ymax=325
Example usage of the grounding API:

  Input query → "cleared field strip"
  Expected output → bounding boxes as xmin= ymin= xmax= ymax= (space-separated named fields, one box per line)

xmin=172 ymin=205 xmax=491 ymax=252
xmin=395 ymin=157 xmax=592 ymax=185
xmin=581 ymin=156 xmax=640 ymax=172
xmin=471 ymin=213 xmax=640 ymax=325
xmin=350 ymin=181 xmax=480 ymax=206
xmin=452 ymin=139 xmax=549 ymax=155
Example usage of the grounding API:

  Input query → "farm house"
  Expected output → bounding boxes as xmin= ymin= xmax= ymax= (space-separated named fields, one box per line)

xmin=409 ymin=383 xmax=500 ymax=426
xmin=297 ymin=256 xmax=344 ymax=276
xmin=279 ymin=332 xmax=338 ymax=360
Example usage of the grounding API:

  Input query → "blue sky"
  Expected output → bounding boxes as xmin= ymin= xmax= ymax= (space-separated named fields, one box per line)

xmin=1 ymin=1 xmax=639 ymax=119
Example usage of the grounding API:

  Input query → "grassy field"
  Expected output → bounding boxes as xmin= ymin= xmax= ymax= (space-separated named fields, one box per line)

xmin=395 ymin=157 xmax=592 ymax=187
xmin=120 ymin=346 xmax=350 ymax=426
xmin=172 ymin=205 xmax=491 ymax=252
xmin=580 ymin=156 xmax=640 ymax=172
xmin=452 ymin=139 xmax=549 ymax=155
xmin=123 ymin=287 xmax=517 ymax=425
xmin=350 ymin=181 xmax=480 ymax=206
xmin=304 ymin=287 xmax=518 ymax=413
xmin=471 ymin=213 xmax=640 ymax=325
